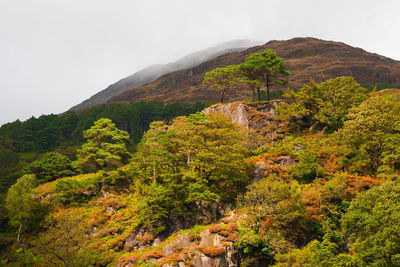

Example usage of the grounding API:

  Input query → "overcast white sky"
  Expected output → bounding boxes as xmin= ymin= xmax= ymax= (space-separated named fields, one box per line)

xmin=0 ymin=0 xmax=399 ymax=125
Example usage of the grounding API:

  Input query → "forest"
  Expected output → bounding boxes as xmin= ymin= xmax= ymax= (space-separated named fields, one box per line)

xmin=1 ymin=50 xmax=400 ymax=266
xmin=0 ymin=101 xmax=207 ymax=193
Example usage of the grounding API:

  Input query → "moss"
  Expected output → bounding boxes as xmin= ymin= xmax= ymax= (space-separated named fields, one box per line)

xmin=187 ymin=233 xmax=201 ymax=243
xmin=220 ymin=216 xmax=236 ymax=224
xmin=228 ymin=101 xmax=244 ymax=112
xmin=198 ymin=246 xmax=226 ymax=257
xmin=209 ymin=224 xmax=223 ymax=234
xmin=156 ymin=252 xmax=183 ymax=266
xmin=118 ymin=255 xmax=138 ymax=266
xmin=140 ymin=250 xmax=165 ymax=261
xmin=135 ymin=233 xmax=155 ymax=247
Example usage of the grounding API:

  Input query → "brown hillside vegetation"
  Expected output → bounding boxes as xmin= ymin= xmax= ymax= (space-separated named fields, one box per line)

xmin=108 ymin=37 xmax=400 ymax=104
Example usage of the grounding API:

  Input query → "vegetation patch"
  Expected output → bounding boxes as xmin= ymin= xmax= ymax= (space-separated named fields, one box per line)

xmin=198 ymin=245 xmax=226 ymax=257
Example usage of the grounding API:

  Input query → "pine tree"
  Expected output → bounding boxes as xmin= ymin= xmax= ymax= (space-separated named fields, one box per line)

xmin=240 ymin=49 xmax=290 ymax=101
xmin=77 ymin=118 xmax=131 ymax=171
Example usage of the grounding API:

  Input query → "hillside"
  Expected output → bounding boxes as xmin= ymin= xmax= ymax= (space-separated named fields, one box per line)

xmin=69 ymin=39 xmax=261 ymax=111
xmin=3 ymin=35 xmax=400 ymax=266
xmin=3 ymin=80 xmax=400 ymax=266
xmin=0 ymin=101 xmax=208 ymax=194
xmin=108 ymin=37 xmax=400 ymax=104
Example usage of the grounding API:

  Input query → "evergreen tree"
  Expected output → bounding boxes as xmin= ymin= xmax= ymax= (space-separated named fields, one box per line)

xmin=240 ymin=49 xmax=290 ymax=101
xmin=203 ymin=65 xmax=261 ymax=103
xmin=23 ymin=152 xmax=78 ymax=182
xmin=77 ymin=118 xmax=131 ymax=171
xmin=136 ymin=121 xmax=171 ymax=184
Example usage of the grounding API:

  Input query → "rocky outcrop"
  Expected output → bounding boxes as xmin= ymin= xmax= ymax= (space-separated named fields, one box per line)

xmin=123 ymin=201 xmax=232 ymax=253
xmin=204 ymin=102 xmax=249 ymax=128
xmin=252 ymin=154 xmax=297 ymax=184
xmin=117 ymin=214 xmax=241 ymax=267
xmin=204 ymin=100 xmax=285 ymax=143
xmin=205 ymin=101 xmax=301 ymax=183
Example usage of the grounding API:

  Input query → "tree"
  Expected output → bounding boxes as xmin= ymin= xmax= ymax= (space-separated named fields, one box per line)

xmin=0 ymin=149 xmax=18 ymax=170
xmin=378 ymin=134 xmax=400 ymax=178
xmin=77 ymin=118 xmax=131 ymax=171
xmin=33 ymin=215 xmax=101 ymax=266
xmin=133 ymin=112 xmax=249 ymax=234
xmin=278 ymin=77 xmax=369 ymax=132
xmin=274 ymin=239 xmax=342 ymax=267
xmin=240 ymin=49 xmax=290 ymax=101
xmin=237 ymin=176 xmax=307 ymax=264
xmin=0 ymin=149 xmax=20 ymax=193
xmin=135 ymin=121 xmax=170 ymax=184
xmin=240 ymin=177 xmax=306 ymax=245
xmin=136 ymin=112 xmax=248 ymax=199
xmin=5 ymin=174 xmax=43 ymax=242
xmin=203 ymin=65 xmax=262 ymax=103
xmin=23 ymin=152 xmax=78 ymax=183
xmin=339 ymin=92 xmax=400 ymax=173
xmin=33 ymin=114 xmax=61 ymax=151
xmin=341 ymin=181 xmax=400 ymax=266
xmin=60 ymin=111 xmax=79 ymax=139
xmin=289 ymin=150 xmax=323 ymax=183
xmin=169 ymin=112 xmax=248 ymax=200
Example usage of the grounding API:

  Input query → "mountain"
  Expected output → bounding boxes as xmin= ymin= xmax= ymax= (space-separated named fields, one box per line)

xmin=69 ymin=39 xmax=262 ymax=111
xmin=107 ymin=37 xmax=400 ymax=105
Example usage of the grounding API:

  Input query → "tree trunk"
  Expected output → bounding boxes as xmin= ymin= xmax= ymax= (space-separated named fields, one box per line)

xmin=17 ymin=221 xmax=22 ymax=242
xmin=250 ymin=85 xmax=256 ymax=101
xmin=220 ymin=88 xmax=227 ymax=103
xmin=257 ymin=87 xmax=261 ymax=101
xmin=153 ymin=159 xmax=156 ymax=184
xmin=266 ymin=75 xmax=270 ymax=101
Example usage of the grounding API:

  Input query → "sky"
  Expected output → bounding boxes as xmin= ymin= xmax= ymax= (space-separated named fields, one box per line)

xmin=0 ymin=0 xmax=399 ymax=125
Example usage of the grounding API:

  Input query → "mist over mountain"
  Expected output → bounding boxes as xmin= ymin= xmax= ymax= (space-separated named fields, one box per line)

xmin=69 ymin=39 xmax=262 ymax=111
xmin=107 ymin=37 xmax=400 ymax=105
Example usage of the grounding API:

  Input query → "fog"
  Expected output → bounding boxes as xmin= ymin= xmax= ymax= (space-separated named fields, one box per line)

xmin=0 ymin=0 xmax=399 ymax=125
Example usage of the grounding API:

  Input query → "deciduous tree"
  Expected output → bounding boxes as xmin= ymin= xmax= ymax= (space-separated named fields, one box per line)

xmin=33 ymin=215 xmax=100 ymax=266
xmin=169 ymin=112 xmax=248 ymax=200
xmin=133 ymin=113 xmax=249 ymax=233
xmin=341 ymin=181 xmax=400 ymax=266
xmin=5 ymin=174 xmax=43 ymax=242
xmin=278 ymin=77 xmax=368 ymax=132
xmin=339 ymin=92 xmax=400 ymax=173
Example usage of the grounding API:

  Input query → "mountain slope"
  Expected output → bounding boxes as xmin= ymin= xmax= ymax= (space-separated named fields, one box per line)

xmin=69 ymin=39 xmax=262 ymax=111
xmin=108 ymin=37 xmax=400 ymax=104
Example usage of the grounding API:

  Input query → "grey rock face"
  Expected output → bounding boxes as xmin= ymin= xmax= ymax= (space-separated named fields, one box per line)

xmin=204 ymin=102 xmax=249 ymax=128
xmin=204 ymin=100 xmax=285 ymax=143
